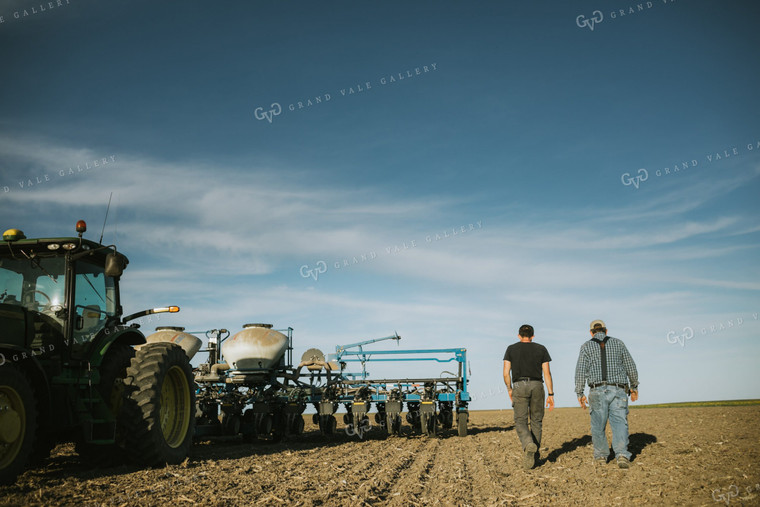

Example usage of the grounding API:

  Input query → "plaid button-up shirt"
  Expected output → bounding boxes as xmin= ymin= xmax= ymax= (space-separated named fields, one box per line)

xmin=574 ymin=335 xmax=639 ymax=397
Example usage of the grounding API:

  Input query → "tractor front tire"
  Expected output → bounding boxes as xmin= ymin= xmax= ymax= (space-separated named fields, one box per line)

xmin=122 ymin=343 xmax=195 ymax=466
xmin=0 ymin=365 xmax=37 ymax=485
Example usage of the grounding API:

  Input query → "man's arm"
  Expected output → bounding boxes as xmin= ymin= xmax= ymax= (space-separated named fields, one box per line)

xmin=574 ymin=345 xmax=588 ymax=409
xmin=542 ymin=361 xmax=554 ymax=411
xmin=503 ymin=360 xmax=513 ymax=401
xmin=621 ymin=342 xmax=639 ymax=402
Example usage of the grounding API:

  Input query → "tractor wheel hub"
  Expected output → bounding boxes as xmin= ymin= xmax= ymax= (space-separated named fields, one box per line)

xmin=0 ymin=409 xmax=22 ymax=444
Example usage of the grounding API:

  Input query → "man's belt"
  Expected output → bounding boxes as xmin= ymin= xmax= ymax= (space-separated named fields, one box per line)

xmin=513 ymin=377 xmax=542 ymax=383
xmin=589 ymin=382 xmax=628 ymax=389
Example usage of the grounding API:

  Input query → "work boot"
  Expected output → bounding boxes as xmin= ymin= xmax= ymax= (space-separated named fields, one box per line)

xmin=523 ymin=443 xmax=537 ymax=470
xmin=617 ymin=456 xmax=631 ymax=469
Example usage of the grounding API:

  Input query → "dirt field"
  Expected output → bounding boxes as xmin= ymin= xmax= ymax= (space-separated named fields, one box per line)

xmin=2 ymin=406 xmax=759 ymax=506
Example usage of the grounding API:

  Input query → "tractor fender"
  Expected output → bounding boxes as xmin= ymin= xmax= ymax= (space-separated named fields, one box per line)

xmin=88 ymin=328 xmax=146 ymax=368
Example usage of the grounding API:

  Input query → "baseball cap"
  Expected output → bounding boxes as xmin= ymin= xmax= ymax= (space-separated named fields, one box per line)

xmin=590 ymin=319 xmax=606 ymax=331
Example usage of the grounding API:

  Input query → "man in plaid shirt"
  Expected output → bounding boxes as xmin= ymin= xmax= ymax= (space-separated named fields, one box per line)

xmin=575 ymin=319 xmax=639 ymax=468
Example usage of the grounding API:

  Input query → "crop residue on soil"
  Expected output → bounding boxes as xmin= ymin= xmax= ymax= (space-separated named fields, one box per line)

xmin=2 ymin=406 xmax=759 ymax=506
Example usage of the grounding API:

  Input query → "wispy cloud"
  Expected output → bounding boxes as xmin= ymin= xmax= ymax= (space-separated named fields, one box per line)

xmin=3 ymin=135 xmax=757 ymax=294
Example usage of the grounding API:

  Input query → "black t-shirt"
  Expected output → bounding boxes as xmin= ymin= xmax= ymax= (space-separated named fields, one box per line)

xmin=503 ymin=342 xmax=552 ymax=381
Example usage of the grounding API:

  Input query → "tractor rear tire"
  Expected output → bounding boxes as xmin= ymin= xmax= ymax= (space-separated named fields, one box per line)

xmin=122 ymin=343 xmax=195 ymax=466
xmin=29 ymin=432 xmax=55 ymax=466
xmin=0 ymin=365 xmax=37 ymax=485
xmin=28 ymin=386 xmax=54 ymax=467
xmin=76 ymin=343 xmax=134 ymax=466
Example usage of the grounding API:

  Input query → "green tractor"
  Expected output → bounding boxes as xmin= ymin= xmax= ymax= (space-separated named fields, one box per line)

xmin=0 ymin=221 xmax=195 ymax=485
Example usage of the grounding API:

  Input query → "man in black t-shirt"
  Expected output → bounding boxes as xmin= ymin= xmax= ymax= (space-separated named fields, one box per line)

xmin=503 ymin=324 xmax=554 ymax=470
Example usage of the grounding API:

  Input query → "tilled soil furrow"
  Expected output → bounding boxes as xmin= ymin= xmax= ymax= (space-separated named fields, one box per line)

xmin=2 ymin=408 xmax=759 ymax=506
xmin=383 ymin=437 xmax=441 ymax=506
xmin=292 ymin=436 xmax=424 ymax=506
xmin=348 ymin=437 xmax=428 ymax=505
xmin=459 ymin=434 xmax=520 ymax=506
xmin=412 ymin=438 xmax=482 ymax=507
xmin=471 ymin=432 xmax=520 ymax=504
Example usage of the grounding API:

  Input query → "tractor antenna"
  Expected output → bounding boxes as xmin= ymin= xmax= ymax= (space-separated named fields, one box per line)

xmin=99 ymin=192 xmax=113 ymax=245
xmin=113 ymin=193 xmax=120 ymax=244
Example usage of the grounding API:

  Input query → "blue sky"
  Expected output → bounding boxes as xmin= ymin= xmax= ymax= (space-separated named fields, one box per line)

xmin=1 ymin=0 xmax=758 ymax=408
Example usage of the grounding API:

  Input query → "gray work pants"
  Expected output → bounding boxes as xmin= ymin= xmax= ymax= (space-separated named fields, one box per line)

xmin=512 ymin=380 xmax=545 ymax=450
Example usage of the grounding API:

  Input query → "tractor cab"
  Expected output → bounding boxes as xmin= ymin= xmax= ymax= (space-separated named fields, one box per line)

xmin=0 ymin=222 xmax=127 ymax=361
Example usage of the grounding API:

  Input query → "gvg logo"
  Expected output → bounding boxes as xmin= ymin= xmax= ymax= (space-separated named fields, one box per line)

xmin=666 ymin=313 xmax=755 ymax=348
xmin=666 ymin=326 xmax=694 ymax=347
xmin=712 ymin=484 xmax=760 ymax=505
xmin=344 ymin=417 xmax=374 ymax=439
xmin=576 ymin=10 xmax=603 ymax=31
xmin=712 ymin=485 xmax=739 ymax=505
xmin=621 ymin=168 xmax=648 ymax=189
xmin=254 ymin=102 xmax=282 ymax=123
xmin=300 ymin=261 xmax=327 ymax=281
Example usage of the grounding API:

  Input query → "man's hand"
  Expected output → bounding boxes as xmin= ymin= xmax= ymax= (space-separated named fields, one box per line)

xmin=546 ymin=395 xmax=554 ymax=411
xmin=507 ymin=388 xmax=513 ymax=402
xmin=578 ymin=395 xmax=587 ymax=409
xmin=630 ymin=390 xmax=638 ymax=402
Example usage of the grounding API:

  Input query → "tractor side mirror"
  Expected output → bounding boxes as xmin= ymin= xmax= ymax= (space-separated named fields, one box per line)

xmin=104 ymin=253 xmax=124 ymax=278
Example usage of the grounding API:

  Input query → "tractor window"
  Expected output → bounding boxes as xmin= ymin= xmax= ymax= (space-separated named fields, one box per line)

xmin=0 ymin=256 xmax=66 ymax=313
xmin=72 ymin=260 xmax=116 ymax=344
xmin=0 ymin=267 xmax=22 ymax=304
xmin=35 ymin=272 xmax=66 ymax=309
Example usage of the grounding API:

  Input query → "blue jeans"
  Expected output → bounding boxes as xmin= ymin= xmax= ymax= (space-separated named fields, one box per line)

xmin=589 ymin=385 xmax=631 ymax=460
